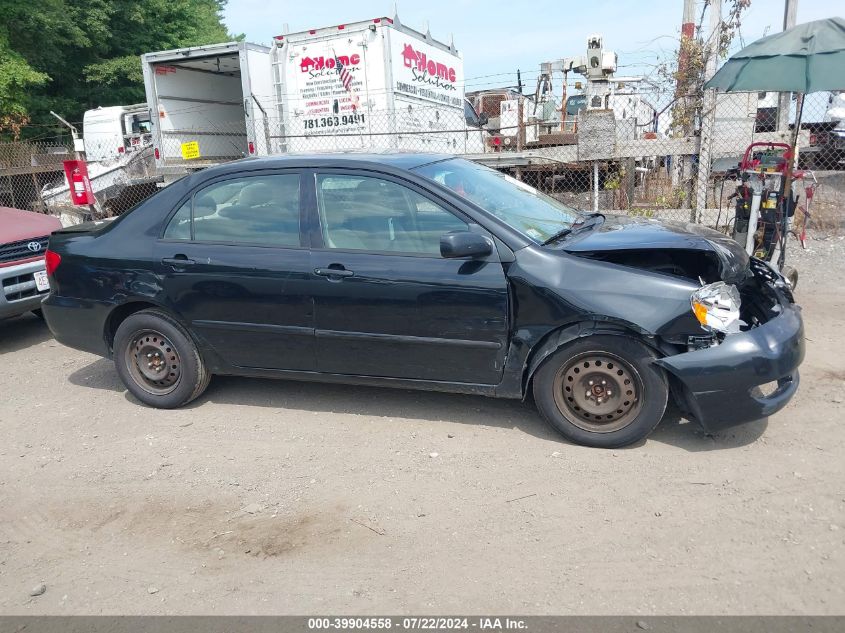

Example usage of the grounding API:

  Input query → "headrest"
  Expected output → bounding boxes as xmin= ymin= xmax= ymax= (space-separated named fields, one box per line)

xmin=240 ymin=182 xmax=274 ymax=207
xmin=194 ymin=194 xmax=217 ymax=217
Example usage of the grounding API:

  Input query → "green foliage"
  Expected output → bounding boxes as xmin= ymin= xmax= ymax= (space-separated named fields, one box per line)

xmin=0 ymin=41 xmax=50 ymax=135
xmin=0 ymin=0 xmax=234 ymax=138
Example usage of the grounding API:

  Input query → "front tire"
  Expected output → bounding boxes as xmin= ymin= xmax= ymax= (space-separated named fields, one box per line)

xmin=113 ymin=309 xmax=210 ymax=408
xmin=532 ymin=335 xmax=668 ymax=448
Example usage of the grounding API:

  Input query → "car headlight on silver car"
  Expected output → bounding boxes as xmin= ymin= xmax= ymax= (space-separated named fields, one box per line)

xmin=691 ymin=281 xmax=742 ymax=334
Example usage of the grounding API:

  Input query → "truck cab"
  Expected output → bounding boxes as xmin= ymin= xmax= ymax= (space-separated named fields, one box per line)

xmin=82 ymin=105 xmax=152 ymax=162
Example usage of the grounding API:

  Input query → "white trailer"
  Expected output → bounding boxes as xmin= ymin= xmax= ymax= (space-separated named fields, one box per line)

xmin=140 ymin=41 xmax=273 ymax=176
xmin=270 ymin=16 xmax=485 ymax=154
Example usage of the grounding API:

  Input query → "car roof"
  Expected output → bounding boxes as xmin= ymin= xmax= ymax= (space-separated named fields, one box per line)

xmin=204 ymin=152 xmax=454 ymax=177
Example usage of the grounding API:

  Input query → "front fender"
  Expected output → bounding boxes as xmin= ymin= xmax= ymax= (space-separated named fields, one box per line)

xmin=494 ymin=246 xmax=702 ymax=399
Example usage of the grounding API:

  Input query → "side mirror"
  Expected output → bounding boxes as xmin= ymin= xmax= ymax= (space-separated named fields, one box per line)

xmin=477 ymin=112 xmax=489 ymax=127
xmin=440 ymin=231 xmax=492 ymax=259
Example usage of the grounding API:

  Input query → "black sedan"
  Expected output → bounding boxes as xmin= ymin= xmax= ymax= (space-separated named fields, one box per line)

xmin=42 ymin=154 xmax=804 ymax=448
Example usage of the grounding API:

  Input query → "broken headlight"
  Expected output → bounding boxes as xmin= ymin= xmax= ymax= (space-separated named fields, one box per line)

xmin=691 ymin=281 xmax=742 ymax=334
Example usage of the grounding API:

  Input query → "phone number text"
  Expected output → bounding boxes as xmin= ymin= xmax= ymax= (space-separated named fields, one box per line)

xmin=303 ymin=114 xmax=366 ymax=129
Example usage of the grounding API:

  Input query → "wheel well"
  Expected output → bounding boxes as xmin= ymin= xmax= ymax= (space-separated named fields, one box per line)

xmin=521 ymin=321 xmax=655 ymax=397
xmin=104 ymin=301 xmax=158 ymax=352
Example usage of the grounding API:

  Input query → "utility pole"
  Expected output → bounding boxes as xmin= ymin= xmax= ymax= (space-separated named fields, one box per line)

xmin=679 ymin=0 xmax=696 ymax=67
xmin=777 ymin=0 xmax=798 ymax=133
xmin=675 ymin=0 xmax=696 ymax=108
xmin=694 ymin=0 xmax=722 ymax=223
xmin=672 ymin=0 xmax=696 ymax=199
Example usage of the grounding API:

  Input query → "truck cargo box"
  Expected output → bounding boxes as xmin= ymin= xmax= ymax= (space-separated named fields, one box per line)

xmin=141 ymin=41 xmax=272 ymax=174
xmin=271 ymin=16 xmax=484 ymax=154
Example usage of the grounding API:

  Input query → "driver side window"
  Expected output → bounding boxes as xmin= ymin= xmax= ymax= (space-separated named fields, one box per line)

xmin=316 ymin=174 xmax=467 ymax=255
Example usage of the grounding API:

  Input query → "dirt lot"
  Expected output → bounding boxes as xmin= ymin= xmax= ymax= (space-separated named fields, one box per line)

xmin=1 ymin=238 xmax=843 ymax=616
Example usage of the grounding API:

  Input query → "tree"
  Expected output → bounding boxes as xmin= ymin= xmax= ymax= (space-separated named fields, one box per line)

xmin=651 ymin=0 xmax=751 ymax=209
xmin=0 ymin=41 xmax=50 ymax=137
xmin=667 ymin=0 xmax=751 ymax=136
xmin=0 ymin=0 xmax=235 ymax=139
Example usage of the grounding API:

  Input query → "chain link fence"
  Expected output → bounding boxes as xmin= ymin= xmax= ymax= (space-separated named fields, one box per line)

xmin=0 ymin=138 xmax=159 ymax=224
xmin=0 ymin=140 xmax=73 ymax=213
xmin=2 ymin=89 xmax=843 ymax=237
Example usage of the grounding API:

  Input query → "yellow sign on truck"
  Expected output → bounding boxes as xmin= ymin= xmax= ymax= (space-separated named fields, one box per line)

xmin=180 ymin=141 xmax=200 ymax=160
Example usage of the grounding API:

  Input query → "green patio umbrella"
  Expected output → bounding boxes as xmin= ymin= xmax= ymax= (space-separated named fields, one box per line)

xmin=704 ymin=17 xmax=845 ymax=271
xmin=704 ymin=17 xmax=845 ymax=92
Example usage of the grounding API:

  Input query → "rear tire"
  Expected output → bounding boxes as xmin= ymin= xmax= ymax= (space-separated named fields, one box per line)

xmin=113 ymin=309 xmax=210 ymax=408
xmin=532 ymin=335 xmax=668 ymax=448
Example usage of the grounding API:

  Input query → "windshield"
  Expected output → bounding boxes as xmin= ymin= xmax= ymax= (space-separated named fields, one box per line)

xmin=413 ymin=158 xmax=581 ymax=243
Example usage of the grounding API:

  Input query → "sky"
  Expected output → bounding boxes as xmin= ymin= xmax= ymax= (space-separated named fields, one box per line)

xmin=223 ymin=0 xmax=839 ymax=96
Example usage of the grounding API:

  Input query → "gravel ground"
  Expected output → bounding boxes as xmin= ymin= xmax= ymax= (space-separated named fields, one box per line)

xmin=788 ymin=233 xmax=845 ymax=284
xmin=0 ymin=235 xmax=843 ymax=615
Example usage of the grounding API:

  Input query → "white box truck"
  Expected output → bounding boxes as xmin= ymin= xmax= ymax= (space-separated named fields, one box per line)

xmin=140 ymin=41 xmax=273 ymax=176
xmin=270 ymin=16 xmax=485 ymax=154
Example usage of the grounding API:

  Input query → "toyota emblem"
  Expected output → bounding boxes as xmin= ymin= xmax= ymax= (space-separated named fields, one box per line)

xmin=27 ymin=241 xmax=42 ymax=253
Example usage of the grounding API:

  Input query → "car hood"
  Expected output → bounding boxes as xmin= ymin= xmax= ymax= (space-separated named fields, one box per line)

xmin=0 ymin=206 xmax=63 ymax=243
xmin=562 ymin=214 xmax=750 ymax=283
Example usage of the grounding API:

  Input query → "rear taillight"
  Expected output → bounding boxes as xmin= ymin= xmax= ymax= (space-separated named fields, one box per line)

xmin=45 ymin=249 xmax=61 ymax=276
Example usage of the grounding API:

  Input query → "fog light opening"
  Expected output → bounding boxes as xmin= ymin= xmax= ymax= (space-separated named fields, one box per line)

xmin=756 ymin=381 xmax=780 ymax=397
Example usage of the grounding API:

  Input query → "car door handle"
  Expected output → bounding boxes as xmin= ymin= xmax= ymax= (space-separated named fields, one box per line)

xmin=162 ymin=256 xmax=196 ymax=268
xmin=315 ymin=267 xmax=354 ymax=278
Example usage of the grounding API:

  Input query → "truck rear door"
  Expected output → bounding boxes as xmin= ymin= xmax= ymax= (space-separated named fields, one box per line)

xmin=240 ymin=43 xmax=274 ymax=156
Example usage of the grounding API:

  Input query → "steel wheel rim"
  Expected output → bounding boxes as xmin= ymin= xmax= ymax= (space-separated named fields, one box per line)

xmin=125 ymin=329 xmax=182 ymax=396
xmin=552 ymin=351 xmax=644 ymax=433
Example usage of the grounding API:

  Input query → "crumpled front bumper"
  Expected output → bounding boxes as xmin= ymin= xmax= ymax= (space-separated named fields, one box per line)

xmin=655 ymin=299 xmax=804 ymax=433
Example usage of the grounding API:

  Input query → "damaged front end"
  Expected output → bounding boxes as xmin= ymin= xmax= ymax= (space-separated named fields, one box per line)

xmin=562 ymin=235 xmax=803 ymax=433
xmin=654 ymin=257 xmax=804 ymax=433
xmin=525 ymin=210 xmax=804 ymax=432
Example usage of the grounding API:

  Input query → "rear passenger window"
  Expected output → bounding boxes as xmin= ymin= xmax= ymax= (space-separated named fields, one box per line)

xmin=163 ymin=175 xmax=301 ymax=246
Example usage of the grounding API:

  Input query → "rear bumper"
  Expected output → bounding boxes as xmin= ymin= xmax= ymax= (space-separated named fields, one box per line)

xmin=0 ymin=259 xmax=49 ymax=319
xmin=655 ymin=301 xmax=804 ymax=433
xmin=41 ymin=294 xmax=112 ymax=357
